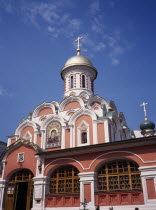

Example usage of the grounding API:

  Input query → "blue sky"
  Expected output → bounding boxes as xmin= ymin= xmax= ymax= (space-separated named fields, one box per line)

xmin=0 ymin=0 xmax=156 ymax=142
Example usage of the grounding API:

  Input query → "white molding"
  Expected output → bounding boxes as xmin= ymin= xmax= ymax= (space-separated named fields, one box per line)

xmin=93 ymin=121 xmax=98 ymax=144
xmin=32 ymin=102 xmax=56 ymax=118
xmin=15 ymin=119 xmax=36 ymax=137
xmin=41 ymin=115 xmax=66 ymax=131
xmin=44 ymin=152 xmax=156 ymax=173
xmin=69 ymin=107 xmax=97 ymax=125
xmin=59 ymin=96 xmax=84 ymax=112
xmin=87 ymin=95 xmax=108 ymax=108
xmin=104 ymin=119 xmax=110 ymax=143
xmin=23 ymin=131 xmax=32 ymax=142
xmin=44 ymin=158 xmax=85 ymax=172
xmin=61 ymin=127 xmax=65 ymax=149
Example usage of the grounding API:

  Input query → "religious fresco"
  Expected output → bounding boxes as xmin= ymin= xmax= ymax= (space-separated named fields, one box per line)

xmin=46 ymin=121 xmax=61 ymax=148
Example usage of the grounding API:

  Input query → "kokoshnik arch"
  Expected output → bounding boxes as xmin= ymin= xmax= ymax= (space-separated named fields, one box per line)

xmin=0 ymin=37 xmax=156 ymax=210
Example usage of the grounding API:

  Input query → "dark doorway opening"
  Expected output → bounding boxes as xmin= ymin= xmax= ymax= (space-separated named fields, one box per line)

xmin=15 ymin=182 xmax=28 ymax=210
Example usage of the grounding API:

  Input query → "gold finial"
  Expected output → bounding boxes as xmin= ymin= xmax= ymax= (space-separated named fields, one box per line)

xmin=75 ymin=36 xmax=83 ymax=55
xmin=140 ymin=102 xmax=148 ymax=120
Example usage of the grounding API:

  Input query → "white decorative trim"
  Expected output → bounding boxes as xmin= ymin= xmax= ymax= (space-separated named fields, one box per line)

xmin=0 ymin=180 xmax=7 ymax=210
xmin=23 ymin=131 xmax=32 ymax=142
xmin=89 ymin=151 xmax=154 ymax=171
xmin=15 ymin=119 xmax=36 ymax=137
xmin=43 ymin=151 xmax=149 ymax=173
xmin=41 ymin=115 xmax=66 ymax=131
xmin=69 ymin=107 xmax=97 ymax=125
xmin=40 ymin=115 xmax=65 ymax=149
xmin=93 ymin=121 xmax=98 ymax=144
xmin=59 ymin=96 xmax=84 ymax=112
xmin=44 ymin=158 xmax=85 ymax=172
xmin=70 ymin=125 xmax=74 ymax=148
xmin=32 ymin=102 xmax=56 ymax=118
xmin=69 ymin=108 xmax=97 ymax=148
xmin=104 ymin=119 xmax=110 ymax=143
xmin=61 ymin=127 xmax=65 ymax=149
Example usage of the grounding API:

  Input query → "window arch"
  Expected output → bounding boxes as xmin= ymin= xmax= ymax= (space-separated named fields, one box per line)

xmin=97 ymin=160 xmax=142 ymax=192
xmin=82 ymin=75 xmax=85 ymax=88
xmin=49 ymin=165 xmax=80 ymax=194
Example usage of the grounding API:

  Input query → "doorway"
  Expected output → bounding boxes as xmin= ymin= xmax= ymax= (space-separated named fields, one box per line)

xmin=5 ymin=169 xmax=33 ymax=210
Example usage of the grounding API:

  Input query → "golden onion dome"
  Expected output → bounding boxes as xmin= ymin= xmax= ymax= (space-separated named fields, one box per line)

xmin=64 ymin=55 xmax=93 ymax=67
xmin=61 ymin=54 xmax=97 ymax=79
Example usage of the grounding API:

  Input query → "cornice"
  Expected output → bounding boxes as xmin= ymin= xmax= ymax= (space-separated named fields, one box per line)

xmin=36 ymin=136 xmax=156 ymax=159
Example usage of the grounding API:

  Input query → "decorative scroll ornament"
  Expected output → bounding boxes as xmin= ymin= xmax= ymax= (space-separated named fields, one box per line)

xmin=46 ymin=121 xmax=61 ymax=148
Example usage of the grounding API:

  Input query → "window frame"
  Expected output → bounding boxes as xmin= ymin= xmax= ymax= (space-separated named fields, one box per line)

xmin=77 ymin=120 xmax=90 ymax=146
xmin=49 ymin=166 xmax=80 ymax=194
xmin=97 ymin=160 xmax=142 ymax=192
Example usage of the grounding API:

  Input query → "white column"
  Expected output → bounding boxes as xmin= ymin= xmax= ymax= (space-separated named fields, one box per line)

xmin=32 ymin=176 xmax=49 ymax=210
xmin=34 ymin=130 xmax=39 ymax=144
xmin=41 ymin=130 xmax=45 ymax=149
xmin=70 ymin=125 xmax=74 ymax=148
xmin=93 ymin=121 xmax=98 ymax=144
xmin=104 ymin=119 xmax=110 ymax=143
xmin=61 ymin=127 xmax=65 ymax=149
xmin=7 ymin=138 xmax=11 ymax=147
xmin=1 ymin=160 xmax=7 ymax=180
xmin=78 ymin=172 xmax=96 ymax=210
xmin=0 ymin=180 xmax=7 ymax=210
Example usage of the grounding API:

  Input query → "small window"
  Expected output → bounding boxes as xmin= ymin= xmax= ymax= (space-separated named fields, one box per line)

xmin=71 ymin=76 xmax=73 ymax=88
xmin=81 ymin=132 xmax=87 ymax=144
xmin=82 ymin=75 xmax=85 ymax=88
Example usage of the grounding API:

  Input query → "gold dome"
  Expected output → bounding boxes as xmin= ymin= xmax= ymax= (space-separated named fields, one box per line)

xmin=64 ymin=55 xmax=93 ymax=68
xmin=61 ymin=54 xmax=97 ymax=79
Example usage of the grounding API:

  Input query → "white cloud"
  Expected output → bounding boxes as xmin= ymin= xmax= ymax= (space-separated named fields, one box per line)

xmin=109 ymin=1 xmax=115 ymax=9
xmin=70 ymin=19 xmax=81 ymax=30
xmin=95 ymin=42 xmax=106 ymax=51
xmin=0 ymin=87 xmax=4 ymax=96
xmin=0 ymin=0 xmax=132 ymax=67
xmin=89 ymin=1 xmax=100 ymax=15
xmin=0 ymin=86 xmax=13 ymax=97
xmin=111 ymin=57 xmax=120 ymax=66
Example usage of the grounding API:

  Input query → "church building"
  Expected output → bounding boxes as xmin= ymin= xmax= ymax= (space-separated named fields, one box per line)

xmin=0 ymin=38 xmax=156 ymax=210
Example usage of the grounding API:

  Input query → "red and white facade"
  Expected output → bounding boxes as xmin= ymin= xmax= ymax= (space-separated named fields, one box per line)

xmin=0 ymin=50 xmax=156 ymax=210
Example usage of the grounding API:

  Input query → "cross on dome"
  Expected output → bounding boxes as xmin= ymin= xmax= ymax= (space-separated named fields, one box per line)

xmin=140 ymin=102 xmax=148 ymax=120
xmin=75 ymin=36 xmax=83 ymax=55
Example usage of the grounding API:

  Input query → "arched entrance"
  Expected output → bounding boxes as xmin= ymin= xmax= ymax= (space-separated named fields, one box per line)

xmin=4 ymin=169 xmax=34 ymax=210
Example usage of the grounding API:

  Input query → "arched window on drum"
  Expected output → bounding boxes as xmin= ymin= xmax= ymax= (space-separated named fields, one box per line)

xmin=82 ymin=75 xmax=86 ymax=88
xmin=70 ymin=76 xmax=74 ymax=88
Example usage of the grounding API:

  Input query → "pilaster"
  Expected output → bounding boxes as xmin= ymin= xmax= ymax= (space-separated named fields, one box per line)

xmin=139 ymin=165 xmax=156 ymax=207
xmin=78 ymin=172 xmax=96 ymax=210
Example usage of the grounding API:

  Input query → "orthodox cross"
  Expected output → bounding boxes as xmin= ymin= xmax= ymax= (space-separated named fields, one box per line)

xmin=140 ymin=102 xmax=148 ymax=120
xmin=75 ymin=36 xmax=83 ymax=55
